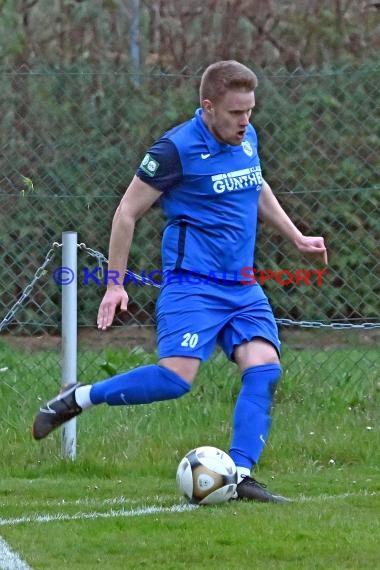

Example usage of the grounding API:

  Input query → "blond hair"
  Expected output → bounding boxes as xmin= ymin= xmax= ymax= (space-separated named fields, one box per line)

xmin=199 ymin=60 xmax=258 ymax=104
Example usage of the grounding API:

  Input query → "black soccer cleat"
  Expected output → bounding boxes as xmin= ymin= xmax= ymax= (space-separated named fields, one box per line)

xmin=235 ymin=475 xmax=291 ymax=503
xmin=32 ymin=383 xmax=83 ymax=440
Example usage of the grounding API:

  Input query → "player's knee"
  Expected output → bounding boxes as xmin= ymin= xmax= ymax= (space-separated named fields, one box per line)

xmin=235 ymin=338 xmax=280 ymax=370
xmin=159 ymin=356 xmax=200 ymax=384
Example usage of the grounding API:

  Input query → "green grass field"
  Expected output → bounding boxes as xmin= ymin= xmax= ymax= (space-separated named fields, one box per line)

xmin=0 ymin=339 xmax=379 ymax=569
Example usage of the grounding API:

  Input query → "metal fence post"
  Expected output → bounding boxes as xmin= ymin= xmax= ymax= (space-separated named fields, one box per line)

xmin=61 ymin=231 xmax=77 ymax=460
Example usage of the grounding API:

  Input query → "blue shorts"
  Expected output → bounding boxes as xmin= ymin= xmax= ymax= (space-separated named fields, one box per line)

xmin=156 ymin=274 xmax=280 ymax=362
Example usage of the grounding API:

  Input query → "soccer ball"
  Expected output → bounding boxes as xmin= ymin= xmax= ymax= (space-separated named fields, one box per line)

xmin=176 ymin=446 xmax=237 ymax=505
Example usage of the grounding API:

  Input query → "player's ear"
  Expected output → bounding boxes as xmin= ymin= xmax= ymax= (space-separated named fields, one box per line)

xmin=202 ymin=99 xmax=214 ymax=114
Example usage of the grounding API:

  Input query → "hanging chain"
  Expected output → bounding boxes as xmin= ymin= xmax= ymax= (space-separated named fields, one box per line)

xmin=275 ymin=318 xmax=380 ymax=330
xmin=0 ymin=242 xmax=62 ymax=333
xmin=78 ymin=242 xmax=161 ymax=288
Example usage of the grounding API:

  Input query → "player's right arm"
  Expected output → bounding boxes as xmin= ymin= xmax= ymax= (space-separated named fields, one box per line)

xmin=97 ymin=176 xmax=162 ymax=330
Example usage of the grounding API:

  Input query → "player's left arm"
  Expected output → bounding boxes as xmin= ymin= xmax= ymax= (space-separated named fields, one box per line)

xmin=258 ymin=179 xmax=328 ymax=265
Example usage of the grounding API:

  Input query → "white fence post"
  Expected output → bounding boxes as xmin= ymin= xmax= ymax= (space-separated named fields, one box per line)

xmin=61 ymin=231 xmax=77 ymax=460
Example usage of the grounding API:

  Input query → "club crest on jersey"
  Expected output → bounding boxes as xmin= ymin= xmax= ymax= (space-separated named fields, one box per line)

xmin=140 ymin=153 xmax=160 ymax=177
xmin=241 ymin=140 xmax=253 ymax=157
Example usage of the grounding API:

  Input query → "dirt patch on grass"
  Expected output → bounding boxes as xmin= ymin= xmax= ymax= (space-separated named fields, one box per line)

xmin=1 ymin=326 xmax=156 ymax=353
xmin=1 ymin=326 xmax=378 ymax=353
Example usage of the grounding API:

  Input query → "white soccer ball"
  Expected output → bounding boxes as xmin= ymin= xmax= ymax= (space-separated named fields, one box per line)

xmin=176 ymin=445 xmax=237 ymax=505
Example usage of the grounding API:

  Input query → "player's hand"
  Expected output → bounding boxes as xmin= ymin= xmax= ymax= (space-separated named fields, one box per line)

xmin=295 ymin=235 xmax=328 ymax=266
xmin=97 ymin=287 xmax=129 ymax=330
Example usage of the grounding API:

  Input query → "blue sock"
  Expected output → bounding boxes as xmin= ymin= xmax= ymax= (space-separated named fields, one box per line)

xmin=89 ymin=364 xmax=191 ymax=406
xmin=229 ymin=363 xmax=281 ymax=469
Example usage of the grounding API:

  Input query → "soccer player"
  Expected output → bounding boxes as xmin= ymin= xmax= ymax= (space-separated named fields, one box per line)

xmin=33 ymin=61 xmax=327 ymax=502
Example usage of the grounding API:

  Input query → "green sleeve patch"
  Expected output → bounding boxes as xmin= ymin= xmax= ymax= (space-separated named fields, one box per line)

xmin=140 ymin=153 xmax=160 ymax=177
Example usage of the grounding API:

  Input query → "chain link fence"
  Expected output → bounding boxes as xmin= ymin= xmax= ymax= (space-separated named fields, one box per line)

xmin=0 ymin=65 xmax=379 ymax=400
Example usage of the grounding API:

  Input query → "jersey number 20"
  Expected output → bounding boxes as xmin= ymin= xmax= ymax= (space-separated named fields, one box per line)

xmin=181 ymin=332 xmax=199 ymax=348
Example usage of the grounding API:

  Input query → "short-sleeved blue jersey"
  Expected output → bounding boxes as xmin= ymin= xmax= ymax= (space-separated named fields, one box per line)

xmin=137 ymin=108 xmax=263 ymax=280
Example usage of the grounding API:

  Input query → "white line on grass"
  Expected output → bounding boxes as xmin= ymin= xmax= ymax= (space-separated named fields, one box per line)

xmin=0 ymin=490 xmax=377 ymax=528
xmin=0 ymin=536 xmax=33 ymax=570
xmin=0 ymin=495 xmax=173 ymax=509
xmin=0 ymin=503 xmax=197 ymax=527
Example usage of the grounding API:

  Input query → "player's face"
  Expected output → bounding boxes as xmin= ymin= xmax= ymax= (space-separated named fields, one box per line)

xmin=202 ymin=90 xmax=255 ymax=146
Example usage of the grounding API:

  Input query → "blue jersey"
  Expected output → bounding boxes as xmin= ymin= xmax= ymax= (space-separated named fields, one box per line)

xmin=136 ymin=108 xmax=263 ymax=280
